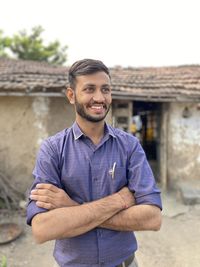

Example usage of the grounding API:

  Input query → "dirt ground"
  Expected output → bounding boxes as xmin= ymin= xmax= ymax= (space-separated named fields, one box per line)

xmin=0 ymin=191 xmax=200 ymax=267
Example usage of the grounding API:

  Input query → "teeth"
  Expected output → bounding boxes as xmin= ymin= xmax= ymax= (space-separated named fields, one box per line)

xmin=91 ymin=106 xmax=103 ymax=109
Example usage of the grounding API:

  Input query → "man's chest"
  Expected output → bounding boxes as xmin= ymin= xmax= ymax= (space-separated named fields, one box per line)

xmin=59 ymin=140 xmax=129 ymax=202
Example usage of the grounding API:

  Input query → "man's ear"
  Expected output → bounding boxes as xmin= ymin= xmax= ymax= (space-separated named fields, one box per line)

xmin=66 ymin=87 xmax=75 ymax=104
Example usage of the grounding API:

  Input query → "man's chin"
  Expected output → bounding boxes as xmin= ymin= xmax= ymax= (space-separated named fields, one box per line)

xmin=82 ymin=109 xmax=108 ymax=122
xmin=84 ymin=116 xmax=106 ymax=123
xmin=75 ymin=104 xmax=110 ymax=123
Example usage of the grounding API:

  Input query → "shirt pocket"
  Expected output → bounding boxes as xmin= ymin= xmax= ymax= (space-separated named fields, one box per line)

xmin=110 ymin=166 xmax=127 ymax=193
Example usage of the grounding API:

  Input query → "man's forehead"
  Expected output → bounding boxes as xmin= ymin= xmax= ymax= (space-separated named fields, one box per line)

xmin=76 ymin=72 xmax=111 ymax=84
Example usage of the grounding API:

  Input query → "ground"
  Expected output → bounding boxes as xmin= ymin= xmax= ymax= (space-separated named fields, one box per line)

xmin=0 ymin=192 xmax=200 ymax=267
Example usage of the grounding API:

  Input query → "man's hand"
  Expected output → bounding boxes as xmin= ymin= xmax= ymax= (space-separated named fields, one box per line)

xmin=30 ymin=183 xmax=79 ymax=210
xmin=117 ymin=187 xmax=135 ymax=209
xmin=30 ymin=183 xmax=135 ymax=211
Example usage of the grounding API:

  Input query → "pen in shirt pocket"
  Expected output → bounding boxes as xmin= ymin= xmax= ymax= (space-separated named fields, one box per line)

xmin=109 ymin=162 xmax=116 ymax=179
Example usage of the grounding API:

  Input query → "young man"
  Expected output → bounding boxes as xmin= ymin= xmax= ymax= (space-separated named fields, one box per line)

xmin=27 ymin=59 xmax=162 ymax=267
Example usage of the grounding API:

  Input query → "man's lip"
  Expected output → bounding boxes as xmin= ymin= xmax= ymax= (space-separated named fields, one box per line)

xmin=88 ymin=103 xmax=106 ymax=108
xmin=90 ymin=105 xmax=104 ymax=109
xmin=88 ymin=105 xmax=106 ymax=113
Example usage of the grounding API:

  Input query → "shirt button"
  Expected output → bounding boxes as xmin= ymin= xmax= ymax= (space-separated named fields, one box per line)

xmin=93 ymin=178 xmax=98 ymax=181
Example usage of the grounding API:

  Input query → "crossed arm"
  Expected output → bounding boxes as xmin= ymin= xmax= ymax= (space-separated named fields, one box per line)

xmin=30 ymin=184 xmax=162 ymax=244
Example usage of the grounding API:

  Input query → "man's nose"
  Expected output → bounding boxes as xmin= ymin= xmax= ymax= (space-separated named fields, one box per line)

xmin=92 ymin=91 xmax=105 ymax=102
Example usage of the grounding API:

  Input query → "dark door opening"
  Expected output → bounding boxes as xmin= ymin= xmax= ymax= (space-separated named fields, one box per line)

xmin=131 ymin=101 xmax=161 ymax=182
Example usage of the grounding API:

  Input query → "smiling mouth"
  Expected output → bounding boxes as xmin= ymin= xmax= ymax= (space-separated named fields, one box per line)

xmin=88 ymin=103 xmax=107 ymax=112
xmin=90 ymin=105 xmax=105 ymax=110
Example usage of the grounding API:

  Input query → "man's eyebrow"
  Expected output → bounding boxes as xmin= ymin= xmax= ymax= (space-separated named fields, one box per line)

xmin=101 ymin=84 xmax=111 ymax=87
xmin=83 ymin=83 xmax=111 ymax=87
xmin=83 ymin=83 xmax=96 ymax=87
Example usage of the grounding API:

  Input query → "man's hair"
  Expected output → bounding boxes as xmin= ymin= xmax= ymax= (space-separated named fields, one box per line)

xmin=68 ymin=59 xmax=110 ymax=89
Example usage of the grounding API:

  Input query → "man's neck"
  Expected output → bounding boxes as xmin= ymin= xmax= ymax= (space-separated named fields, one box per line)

xmin=76 ymin=117 xmax=105 ymax=145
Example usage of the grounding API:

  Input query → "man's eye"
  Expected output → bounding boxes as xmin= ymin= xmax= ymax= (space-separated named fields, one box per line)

xmin=85 ymin=87 xmax=94 ymax=92
xmin=102 ymin=87 xmax=110 ymax=93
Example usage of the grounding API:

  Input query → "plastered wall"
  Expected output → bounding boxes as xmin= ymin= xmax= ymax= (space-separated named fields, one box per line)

xmin=167 ymin=102 xmax=200 ymax=187
xmin=0 ymin=95 xmax=112 ymax=194
xmin=0 ymin=96 xmax=75 ymax=194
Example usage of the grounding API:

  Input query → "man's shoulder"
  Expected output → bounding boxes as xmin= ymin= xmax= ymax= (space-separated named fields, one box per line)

xmin=41 ymin=127 xmax=72 ymax=152
xmin=49 ymin=128 xmax=70 ymax=141
xmin=108 ymin=125 xmax=138 ymax=143
xmin=45 ymin=128 xmax=68 ymax=141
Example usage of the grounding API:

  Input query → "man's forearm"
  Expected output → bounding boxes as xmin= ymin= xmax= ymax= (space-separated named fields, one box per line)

xmin=100 ymin=204 xmax=162 ymax=231
xmin=32 ymin=192 xmax=125 ymax=243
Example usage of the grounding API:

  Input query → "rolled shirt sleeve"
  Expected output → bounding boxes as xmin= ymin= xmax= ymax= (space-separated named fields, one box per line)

xmin=127 ymin=138 xmax=162 ymax=210
xmin=27 ymin=138 xmax=61 ymax=225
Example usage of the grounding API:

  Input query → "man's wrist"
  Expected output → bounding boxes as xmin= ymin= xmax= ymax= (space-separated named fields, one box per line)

xmin=116 ymin=192 xmax=128 ymax=209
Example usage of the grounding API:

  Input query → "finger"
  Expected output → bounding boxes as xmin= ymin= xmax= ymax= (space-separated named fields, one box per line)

xmin=30 ymin=189 xmax=39 ymax=195
xmin=36 ymin=201 xmax=56 ymax=210
xmin=36 ymin=183 xmax=60 ymax=193
xmin=31 ymin=189 xmax=52 ymax=198
xmin=30 ymin=195 xmax=52 ymax=203
xmin=31 ymin=187 xmax=59 ymax=196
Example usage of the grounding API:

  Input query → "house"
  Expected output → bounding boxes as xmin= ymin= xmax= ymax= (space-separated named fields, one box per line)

xmin=1 ymin=58 xmax=200 ymax=194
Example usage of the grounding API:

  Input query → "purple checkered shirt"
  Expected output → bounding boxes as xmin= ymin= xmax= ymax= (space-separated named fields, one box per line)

xmin=27 ymin=122 xmax=162 ymax=267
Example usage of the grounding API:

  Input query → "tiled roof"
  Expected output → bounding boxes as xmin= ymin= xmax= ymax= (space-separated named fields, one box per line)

xmin=1 ymin=58 xmax=200 ymax=102
xmin=0 ymin=58 xmax=68 ymax=94
xmin=110 ymin=66 xmax=200 ymax=101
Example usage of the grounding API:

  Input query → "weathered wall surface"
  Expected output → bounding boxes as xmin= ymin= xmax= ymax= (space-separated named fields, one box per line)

xmin=0 ymin=96 xmax=38 ymax=194
xmin=167 ymin=102 xmax=200 ymax=188
xmin=1 ymin=96 xmax=199 ymax=194
xmin=47 ymin=97 xmax=75 ymax=136
xmin=0 ymin=96 xmax=75 ymax=194
xmin=0 ymin=95 xmax=113 ymax=195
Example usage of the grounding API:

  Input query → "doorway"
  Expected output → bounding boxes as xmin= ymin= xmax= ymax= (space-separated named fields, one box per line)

xmin=131 ymin=101 xmax=161 ymax=182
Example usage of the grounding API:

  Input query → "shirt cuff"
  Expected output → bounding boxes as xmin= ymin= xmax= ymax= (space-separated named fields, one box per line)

xmin=135 ymin=192 xmax=162 ymax=210
xmin=26 ymin=200 xmax=47 ymax=225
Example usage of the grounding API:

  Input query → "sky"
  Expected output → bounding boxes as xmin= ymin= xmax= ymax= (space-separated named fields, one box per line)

xmin=1 ymin=0 xmax=200 ymax=67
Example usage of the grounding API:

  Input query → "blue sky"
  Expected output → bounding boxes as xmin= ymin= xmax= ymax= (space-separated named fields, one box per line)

xmin=1 ymin=0 xmax=200 ymax=67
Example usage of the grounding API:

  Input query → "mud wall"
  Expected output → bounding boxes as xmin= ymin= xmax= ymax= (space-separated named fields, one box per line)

xmin=167 ymin=102 xmax=200 ymax=188
xmin=0 ymin=95 xmax=113 ymax=194
xmin=0 ymin=96 xmax=74 ymax=194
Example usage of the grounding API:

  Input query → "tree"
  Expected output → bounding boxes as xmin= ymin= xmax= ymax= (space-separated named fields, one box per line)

xmin=0 ymin=26 xmax=68 ymax=65
xmin=0 ymin=30 xmax=11 ymax=58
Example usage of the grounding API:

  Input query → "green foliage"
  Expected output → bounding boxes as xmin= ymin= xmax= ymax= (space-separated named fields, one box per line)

xmin=0 ymin=30 xmax=11 ymax=57
xmin=0 ymin=26 xmax=67 ymax=65
xmin=0 ymin=256 xmax=7 ymax=267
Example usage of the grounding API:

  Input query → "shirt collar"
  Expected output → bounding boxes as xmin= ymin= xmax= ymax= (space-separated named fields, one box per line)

xmin=105 ymin=123 xmax=116 ymax=138
xmin=72 ymin=122 xmax=84 ymax=140
xmin=72 ymin=121 xmax=116 ymax=140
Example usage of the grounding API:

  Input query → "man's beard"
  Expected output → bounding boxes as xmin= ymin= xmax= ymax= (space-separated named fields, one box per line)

xmin=74 ymin=97 xmax=110 ymax=123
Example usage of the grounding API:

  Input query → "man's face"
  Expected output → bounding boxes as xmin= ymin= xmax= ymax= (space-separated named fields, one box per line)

xmin=68 ymin=71 xmax=112 ymax=123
